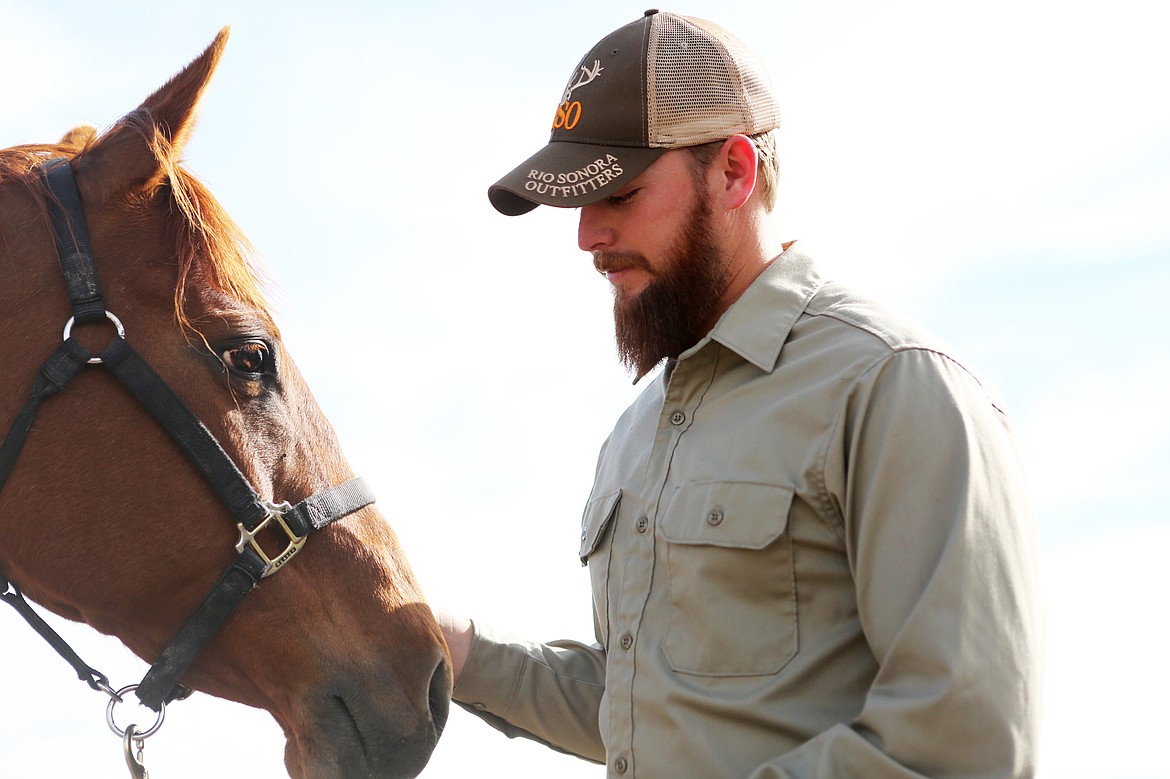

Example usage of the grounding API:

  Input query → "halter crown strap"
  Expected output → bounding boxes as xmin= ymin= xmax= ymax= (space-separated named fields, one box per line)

xmin=41 ymin=160 xmax=107 ymax=325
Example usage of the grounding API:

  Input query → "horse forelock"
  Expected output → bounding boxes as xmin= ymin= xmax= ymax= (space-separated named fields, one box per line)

xmin=168 ymin=161 xmax=279 ymax=340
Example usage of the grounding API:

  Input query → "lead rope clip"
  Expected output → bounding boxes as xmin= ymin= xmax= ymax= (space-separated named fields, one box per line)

xmin=123 ymin=725 xmax=149 ymax=779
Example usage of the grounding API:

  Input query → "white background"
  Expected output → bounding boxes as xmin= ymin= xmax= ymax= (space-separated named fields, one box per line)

xmin=1 ymin=1 xmax=1167 ymax=777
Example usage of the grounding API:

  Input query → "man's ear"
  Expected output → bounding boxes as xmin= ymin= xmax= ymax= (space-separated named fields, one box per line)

xmin=716 ymin=135 xmax=759 ymax=211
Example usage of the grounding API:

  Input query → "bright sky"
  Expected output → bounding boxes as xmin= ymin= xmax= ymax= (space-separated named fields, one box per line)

xmin=1 ymin=1 xmax=1167 ymax=777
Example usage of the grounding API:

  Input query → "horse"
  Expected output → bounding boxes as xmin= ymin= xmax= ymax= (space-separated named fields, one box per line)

xmin=0 ymin=28 xmax=450 ymax=779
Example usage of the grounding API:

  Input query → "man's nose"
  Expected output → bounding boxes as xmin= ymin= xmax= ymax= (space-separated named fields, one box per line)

xmin=578 ymin=204 xmax=613 ymax=252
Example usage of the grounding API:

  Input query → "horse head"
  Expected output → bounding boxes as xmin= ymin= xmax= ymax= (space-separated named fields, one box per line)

xmin=0 ymin=28 xmax=450 ymax=778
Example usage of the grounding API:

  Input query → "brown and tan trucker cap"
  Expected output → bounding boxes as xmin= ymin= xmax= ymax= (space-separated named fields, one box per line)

xmin=488 ymin=9 xmax=781 ymax=216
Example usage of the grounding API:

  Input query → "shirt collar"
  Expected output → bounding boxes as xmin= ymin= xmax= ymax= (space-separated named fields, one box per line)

xmin=699 ymin=242 xmax=824 ymax=373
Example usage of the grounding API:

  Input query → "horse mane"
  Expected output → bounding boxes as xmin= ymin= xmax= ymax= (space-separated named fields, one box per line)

xmin=0 ymin=114 xmax=276 ymax=337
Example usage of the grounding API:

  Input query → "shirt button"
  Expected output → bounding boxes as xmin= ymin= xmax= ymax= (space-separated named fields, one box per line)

xmin=707 ymin=508 xmax=724 ymax=526
xmin=620 ymin=632 xmax=633 ymax=650
xmin=614 ymin=756 xmax=629 ymax=774
xmin=670 ymin=410 xmax=686 ymax=426
xmin=636 ymin=516 xmax=649 ymax=533
xmin=472 ymin=702 xmax=487 ymax=711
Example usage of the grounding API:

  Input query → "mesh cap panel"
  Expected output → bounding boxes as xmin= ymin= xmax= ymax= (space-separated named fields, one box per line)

xmin=647 ymin=14 xmax=781 ymax=147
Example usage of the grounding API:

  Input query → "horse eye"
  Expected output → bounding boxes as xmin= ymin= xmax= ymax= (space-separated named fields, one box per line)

xmin=221 ymin=342 xmax=273 ymax=376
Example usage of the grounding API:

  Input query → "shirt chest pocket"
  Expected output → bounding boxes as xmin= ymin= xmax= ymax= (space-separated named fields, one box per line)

xmin=659 ymin=481 xmax=797 ymax=677
xmin=579 ymin=488 xmax=621 ymax=647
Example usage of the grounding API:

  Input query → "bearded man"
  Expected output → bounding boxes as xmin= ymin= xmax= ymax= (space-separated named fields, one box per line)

xmin=436 ymin=10 xmax=1042 ymax=779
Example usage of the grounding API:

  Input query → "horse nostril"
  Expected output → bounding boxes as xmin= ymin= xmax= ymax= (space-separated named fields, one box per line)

xmin=429 ymin=654 xmax=453 ymax=740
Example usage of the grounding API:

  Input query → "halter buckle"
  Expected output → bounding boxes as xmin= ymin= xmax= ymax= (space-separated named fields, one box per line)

xmin=234 ymin=500 xmax=306 ymax=577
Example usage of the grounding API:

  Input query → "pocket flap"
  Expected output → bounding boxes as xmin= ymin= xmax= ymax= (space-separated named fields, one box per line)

xmin=660 ymin=481 xmax=793 ymax=549
xmin=579 ymin=488 xmax=622 ymax=563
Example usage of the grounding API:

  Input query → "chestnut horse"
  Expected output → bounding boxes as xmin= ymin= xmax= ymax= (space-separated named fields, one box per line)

xmin=0 ymin=29 xmax=450 ymax=779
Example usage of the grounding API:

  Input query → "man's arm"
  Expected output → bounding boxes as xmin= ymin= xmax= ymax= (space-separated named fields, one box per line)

xmin=435 ymin=611 xmax=607 ymax=763
xmin=752 ymin=348 xmax=1043 ymax=778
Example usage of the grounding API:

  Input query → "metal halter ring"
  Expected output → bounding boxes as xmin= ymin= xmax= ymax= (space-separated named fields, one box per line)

xmin=63 ymin=310 xmax=126 ymax=364
xmin=105 ymin=684 xmax=166 ymax=740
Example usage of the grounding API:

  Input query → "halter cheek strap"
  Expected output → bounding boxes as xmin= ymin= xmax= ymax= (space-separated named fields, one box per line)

xmin=0 ymin=158 xmax=376 ymax=712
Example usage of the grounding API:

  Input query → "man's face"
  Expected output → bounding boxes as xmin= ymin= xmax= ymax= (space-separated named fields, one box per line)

xmin=579 ymin=150 xmax=730 ymax=376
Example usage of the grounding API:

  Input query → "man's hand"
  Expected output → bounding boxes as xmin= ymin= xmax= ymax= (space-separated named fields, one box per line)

xmin=433 ymin=608 xmax=473 ymax=685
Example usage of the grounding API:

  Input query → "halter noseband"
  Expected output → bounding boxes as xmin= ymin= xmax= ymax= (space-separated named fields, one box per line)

xmin=0 ymin=158 xmax=375 ymax=711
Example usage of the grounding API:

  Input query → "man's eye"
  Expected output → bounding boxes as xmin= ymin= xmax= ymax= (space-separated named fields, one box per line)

xmin=608 ymin=189 xmax=637 ymax=206
xmin=221 ymin=342 xmax=273 ymax=375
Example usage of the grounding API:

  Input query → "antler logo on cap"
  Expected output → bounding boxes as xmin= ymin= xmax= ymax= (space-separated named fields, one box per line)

xmin=553 ymin=59 xmax=605 ymax=131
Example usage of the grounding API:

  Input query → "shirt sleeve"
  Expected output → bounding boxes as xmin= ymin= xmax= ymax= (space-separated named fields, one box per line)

xmin=452 ymin=620 xmax=608 ymax=763
xmin=750 ymin=348 xmax=1043 ymax=778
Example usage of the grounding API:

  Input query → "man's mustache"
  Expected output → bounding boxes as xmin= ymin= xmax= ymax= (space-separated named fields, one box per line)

xmin=593 ymin=250 xmax=651 ymax=275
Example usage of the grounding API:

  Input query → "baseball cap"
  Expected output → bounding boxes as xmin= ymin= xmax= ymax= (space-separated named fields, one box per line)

xmin=488 ymin=9 xmax=781 ymax=216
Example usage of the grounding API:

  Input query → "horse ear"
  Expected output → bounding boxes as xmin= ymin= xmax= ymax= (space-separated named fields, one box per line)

xmin=59 ymin=125 xmax=98 ymax=149
xmin=72 ymin=27 xmax=230 ymax=206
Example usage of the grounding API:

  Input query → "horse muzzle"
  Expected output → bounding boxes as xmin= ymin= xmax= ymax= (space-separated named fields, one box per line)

xmin=289 ymin=650 xmax=452 ymax=779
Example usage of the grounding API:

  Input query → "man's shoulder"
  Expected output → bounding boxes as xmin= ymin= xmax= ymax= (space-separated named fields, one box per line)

xmin=794 ymin=280 xmax=1004 ymax=410
xmin=801 ymin=280 xmax=952 ymax=357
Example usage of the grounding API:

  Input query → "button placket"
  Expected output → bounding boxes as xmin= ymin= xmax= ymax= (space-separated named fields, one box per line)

xmin=603 ymin=349 xmax=714 ymax=777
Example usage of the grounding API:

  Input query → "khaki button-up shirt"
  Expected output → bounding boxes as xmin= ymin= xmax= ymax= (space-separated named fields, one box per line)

xmin=455 ymin=245 xmax=1042 ymax=778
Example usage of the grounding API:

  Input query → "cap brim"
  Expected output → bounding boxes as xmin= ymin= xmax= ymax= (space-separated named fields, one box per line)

xmin=488 ymin=141 xmax=667 ymax=216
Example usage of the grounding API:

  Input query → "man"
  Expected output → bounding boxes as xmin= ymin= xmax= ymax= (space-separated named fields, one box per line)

xmin=439 ymin=10 xmax=1042 ymax=778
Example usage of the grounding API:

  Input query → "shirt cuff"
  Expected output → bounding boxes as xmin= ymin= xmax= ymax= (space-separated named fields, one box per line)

xmin=452 ymin=619 xmax=530 ymax=717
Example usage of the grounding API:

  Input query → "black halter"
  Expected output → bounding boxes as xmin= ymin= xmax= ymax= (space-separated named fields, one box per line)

xmin=0 ymin=158 xmax=375 ymax=711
